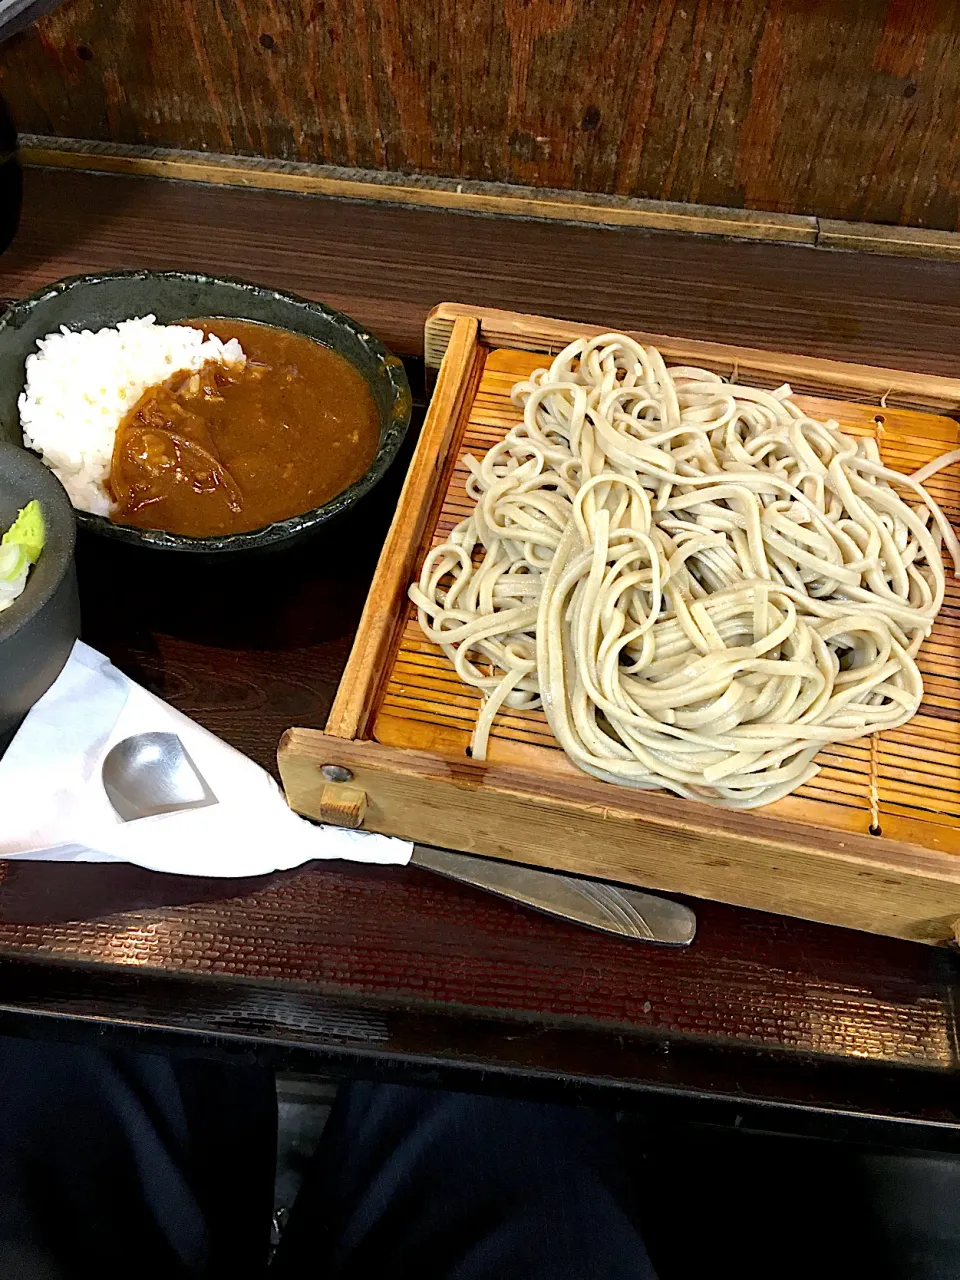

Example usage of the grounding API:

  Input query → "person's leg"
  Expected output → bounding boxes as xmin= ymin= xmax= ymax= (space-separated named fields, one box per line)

xmin=0 ymin=1035 xmax=276 ymax=1279
xmin=629 ymin=1121 xmax=960 ymax=1280
xmin=272 ymin=1082 xmax=657 ymax=1280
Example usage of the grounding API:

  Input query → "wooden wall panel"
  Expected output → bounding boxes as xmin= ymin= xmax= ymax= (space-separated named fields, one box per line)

xmin=1 ymin=0 xmax=959 ymax=230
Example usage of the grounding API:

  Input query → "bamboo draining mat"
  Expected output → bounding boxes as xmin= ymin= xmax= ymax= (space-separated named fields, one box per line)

xmin=279 ymin=308 xmax=960 ymax=943
xmin=376 ymin=347 xmax=960 ymax=854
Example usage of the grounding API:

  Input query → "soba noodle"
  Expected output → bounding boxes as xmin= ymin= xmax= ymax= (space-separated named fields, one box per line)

xmin=409 ymin=334 xmax=960 ymax=809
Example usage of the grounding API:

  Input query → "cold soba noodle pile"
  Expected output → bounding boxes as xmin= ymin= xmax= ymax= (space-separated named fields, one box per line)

xmin=409 ymin=334 xmax=960 ymax=809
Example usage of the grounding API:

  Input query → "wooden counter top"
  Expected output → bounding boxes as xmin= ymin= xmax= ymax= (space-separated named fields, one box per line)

xmin=6 ymin=165 xmax=960 ymax=372
xmin=0 ymin=163 xmax=957 ymax=1138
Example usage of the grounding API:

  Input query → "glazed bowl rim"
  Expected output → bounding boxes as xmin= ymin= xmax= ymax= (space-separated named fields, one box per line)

xmin=0 ymin=269 xmax=413 ymax=553
xmin=0 ymin=441 xmax=76 ymax=642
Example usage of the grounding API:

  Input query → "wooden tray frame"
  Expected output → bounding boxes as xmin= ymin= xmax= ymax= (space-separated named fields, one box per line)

xmin=279 ymin=304 xmax=960 ymax=945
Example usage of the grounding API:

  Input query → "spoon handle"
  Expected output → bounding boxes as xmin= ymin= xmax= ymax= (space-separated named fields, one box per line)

xmin=411 ymin=845 xmax=696 ymax=946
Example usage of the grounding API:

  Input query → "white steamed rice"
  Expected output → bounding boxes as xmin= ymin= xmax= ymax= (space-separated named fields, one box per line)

xmin=19 ymin=315 xmax=246 ymax=515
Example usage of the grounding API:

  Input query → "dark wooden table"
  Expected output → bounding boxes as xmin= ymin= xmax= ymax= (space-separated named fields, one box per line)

xmin=0 ymin=164 xmax=958 ymax=1146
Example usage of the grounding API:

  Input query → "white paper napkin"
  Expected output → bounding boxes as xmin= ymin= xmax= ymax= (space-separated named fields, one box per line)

xmin=0 ymin=640 xmax=412 ymax=876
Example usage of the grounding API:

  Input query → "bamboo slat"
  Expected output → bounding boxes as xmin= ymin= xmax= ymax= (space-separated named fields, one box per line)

xmin=425 ymin=305 xmax=960 ymax=413
xmin=279 ymin=308 xmax=960 ymax=943
xmin=375 ymin=347 xmax=960 ymax=856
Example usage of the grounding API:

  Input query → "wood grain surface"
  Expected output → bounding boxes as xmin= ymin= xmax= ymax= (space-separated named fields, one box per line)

xmin=424 ymin=303 xmax=960 ymax=409
xmin=326 ymin=315 xmax=482 ymax=740
xmin=282 ymin=335 xmax=960 ymax=942
xmin=378 ymin=349 xmax=960 ymax=848
xmin=0 ymin=518 xmax=954 ymax=1081
xmin=3 ymin=0 xmax=960 ymax=230
xmin=0 ymin=168 xmax=957 ymax=1110
xmin=7 ymin=167 xmax=960 ymax=378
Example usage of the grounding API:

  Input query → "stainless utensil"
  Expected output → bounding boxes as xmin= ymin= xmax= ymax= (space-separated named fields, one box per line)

xmin=412 ymin=845 xmax=696 ymax=946
xmin=102 ymin=731 xmax=217 ymax=821
xmin=100 ymin=734 xmax=694 ymax=944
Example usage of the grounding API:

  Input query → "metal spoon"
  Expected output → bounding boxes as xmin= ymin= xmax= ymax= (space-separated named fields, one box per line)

xmin=411 ymin=845 xmax=696 ymax=946
xmin=101 ymin=732 xmax=695 ymax=946
xmin=102 ymin=731 xmax=218 ymax=822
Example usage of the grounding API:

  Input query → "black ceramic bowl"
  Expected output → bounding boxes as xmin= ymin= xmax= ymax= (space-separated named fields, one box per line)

xmin=0 ymin=271 xmax=412 ymax=552
xmin=0 ymin=442 xmax=79 ymax=750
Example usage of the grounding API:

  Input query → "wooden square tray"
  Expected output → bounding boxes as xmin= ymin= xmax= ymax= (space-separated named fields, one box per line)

xmin=279 ymin=304 xmax=960 ymax=944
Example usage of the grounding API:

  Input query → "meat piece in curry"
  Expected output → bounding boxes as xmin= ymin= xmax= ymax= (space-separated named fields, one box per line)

xmin=108 ymin=319 xmax=380 ymax=536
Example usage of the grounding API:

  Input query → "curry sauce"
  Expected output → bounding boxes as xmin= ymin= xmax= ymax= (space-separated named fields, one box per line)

xmin=108 ymin=319 xmax=380 ymax=536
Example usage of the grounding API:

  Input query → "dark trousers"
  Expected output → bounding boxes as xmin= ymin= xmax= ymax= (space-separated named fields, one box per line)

xmin=0 ymin=1036 xmax=657 ymax=1279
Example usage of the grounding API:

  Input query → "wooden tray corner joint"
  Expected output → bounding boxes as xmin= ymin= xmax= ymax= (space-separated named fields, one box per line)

xmin=279 ymin=306 xmax=960 ymax=946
